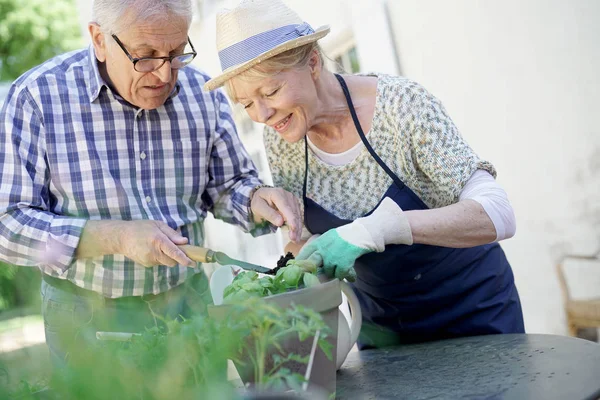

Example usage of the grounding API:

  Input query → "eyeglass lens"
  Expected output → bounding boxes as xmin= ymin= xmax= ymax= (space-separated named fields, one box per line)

xmin=135 ymin=53 xmax=196 ymax=72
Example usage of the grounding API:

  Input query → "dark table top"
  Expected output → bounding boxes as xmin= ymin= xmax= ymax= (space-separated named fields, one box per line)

xmin=336 ymin=334 xmax=600 ymax=400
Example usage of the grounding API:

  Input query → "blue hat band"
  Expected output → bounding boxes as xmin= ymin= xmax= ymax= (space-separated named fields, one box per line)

xmin=218 ymin=22 xmax=315 ymax=71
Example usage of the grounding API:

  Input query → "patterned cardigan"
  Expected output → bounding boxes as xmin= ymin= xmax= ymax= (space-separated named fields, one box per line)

xmin=263 ymin=73 xmax=495 ymax=228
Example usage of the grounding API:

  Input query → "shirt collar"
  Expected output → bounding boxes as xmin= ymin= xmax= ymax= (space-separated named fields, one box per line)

xmin=86 ymin=45 xmax=181 ymax=105
xmin=86 ymin=45 xmax=107 ymax=103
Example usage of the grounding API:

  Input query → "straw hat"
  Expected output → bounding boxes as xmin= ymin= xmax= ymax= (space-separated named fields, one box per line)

xmin=203 ymin=0 xmax=330 ymax=91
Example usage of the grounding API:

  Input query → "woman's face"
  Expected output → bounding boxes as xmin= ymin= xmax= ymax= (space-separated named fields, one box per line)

xmin=231 ymin=66 xmax=318 ymax=143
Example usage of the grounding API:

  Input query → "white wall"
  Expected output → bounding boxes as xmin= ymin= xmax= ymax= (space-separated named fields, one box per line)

xmin=386 ymin=0 xmax=600 ymax=334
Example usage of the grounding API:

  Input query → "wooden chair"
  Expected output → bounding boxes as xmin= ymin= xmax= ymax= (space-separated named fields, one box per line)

xmin=556 ymin=249 xmax=600 ymax=338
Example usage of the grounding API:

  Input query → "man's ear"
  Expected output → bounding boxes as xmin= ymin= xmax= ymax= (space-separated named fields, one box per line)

xmin=89 ymin=23 xmax=107 ymax=62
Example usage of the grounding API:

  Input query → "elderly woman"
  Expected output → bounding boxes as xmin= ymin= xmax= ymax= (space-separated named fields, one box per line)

xmin=205 ymin=0 xmax=525 ymax=347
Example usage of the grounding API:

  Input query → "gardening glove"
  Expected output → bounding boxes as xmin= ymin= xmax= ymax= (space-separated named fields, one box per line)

xmin=303 ymin=233 xmax=321 ymax=247
xmin=296 ymin=197 xmax=413 ymax=282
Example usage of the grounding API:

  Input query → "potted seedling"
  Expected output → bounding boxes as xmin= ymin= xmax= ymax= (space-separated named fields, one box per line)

xmin=11 ymin=298 xmax=331 ymax=400
xmin=210 ymin=254 xmax=362 ymax=397
xmin=6 ymin=256 xmax=358 ymax=399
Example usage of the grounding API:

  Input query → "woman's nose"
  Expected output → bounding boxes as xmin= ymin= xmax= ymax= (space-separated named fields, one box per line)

xmin=255 ymin=102 xmax=274 ymax=124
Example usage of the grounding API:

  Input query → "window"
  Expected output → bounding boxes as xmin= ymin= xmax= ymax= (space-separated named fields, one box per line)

xmin=334 ymin=45 xmax=361 ymax=74
xmin=324 ymin=30 xmax=361 ymax=74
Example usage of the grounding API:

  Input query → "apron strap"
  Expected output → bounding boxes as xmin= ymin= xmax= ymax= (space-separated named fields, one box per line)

xmin=302 ymin=74 xmax=408 ymax=205
xmin=334 ymin=73 xmax=405 ymax=190
xmin=303 ymin=136 xmax=309 ymax=210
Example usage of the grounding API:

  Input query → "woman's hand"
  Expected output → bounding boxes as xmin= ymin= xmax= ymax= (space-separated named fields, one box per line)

xmin=295 ymin=230 xmax=363 ymax=282
xmin=296 ymin=198 xmax=412 ymax=282
xmin=284 ymin=240 xmax=306 ymax=256
xmin=250 ymin=186 xmax=303 ymax=242
xmin=284 ymin=233 xmax=320 ymax=256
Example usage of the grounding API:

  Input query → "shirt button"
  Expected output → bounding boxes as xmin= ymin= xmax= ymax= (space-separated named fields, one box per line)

xmin=414 ymin=273 xmax=422 ymax=281
xmin=140 ymin=151 xmax=146 ymax=160
xmin=145 ymin=196 xmax=152 ymax=203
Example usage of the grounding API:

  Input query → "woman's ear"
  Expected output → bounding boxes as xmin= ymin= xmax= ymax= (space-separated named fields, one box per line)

xmin=308 ymin=50 xmax=322 ymax=80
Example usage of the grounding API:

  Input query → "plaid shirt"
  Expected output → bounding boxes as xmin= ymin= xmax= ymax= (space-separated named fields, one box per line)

xmin=0 ymin=47 xmax=267 ymax=298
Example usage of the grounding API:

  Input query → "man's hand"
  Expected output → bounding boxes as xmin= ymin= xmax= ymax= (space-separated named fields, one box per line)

xmin=117 ymin=221 xmax=194 ymax=267
xmin=251 ymin=187 xmax=302 ymax=242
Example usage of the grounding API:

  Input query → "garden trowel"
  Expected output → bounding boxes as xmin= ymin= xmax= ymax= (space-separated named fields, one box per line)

xmin=179 ymin=245 xmax=274 ymax=274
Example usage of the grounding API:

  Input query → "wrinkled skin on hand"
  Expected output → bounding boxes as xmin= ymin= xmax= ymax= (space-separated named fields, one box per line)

xmin=251 ymin=187 xmax=302 ymax=242
xmin=118 ymin=220 xmax=193 ymax=267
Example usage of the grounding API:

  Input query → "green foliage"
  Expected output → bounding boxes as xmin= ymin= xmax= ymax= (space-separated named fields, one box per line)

xmin=0 ymin=0 xmax=84 ymax=81
xmin=50 ymin=315 xmax=238 ymax=400
xmin=223 ymin=260 xmax=320 ymax=304
xmin=0 ymin=262 xmax=41 ymax=311
xmin=2 ymin=378 xmax=48 ymax=399
xmin=223 ymin=298 xmax=331 ymax=392
xmin=218 ymin=261 xmax=332 ymax=395
xmin=5 ymin=299 xmax=331 ymax=399
xmin=0 ymin=262 xmax=18 ymax=310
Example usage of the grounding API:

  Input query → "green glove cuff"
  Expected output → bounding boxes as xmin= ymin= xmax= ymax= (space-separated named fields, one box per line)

xmin=297 ymin=229 xmax=371 ymax=281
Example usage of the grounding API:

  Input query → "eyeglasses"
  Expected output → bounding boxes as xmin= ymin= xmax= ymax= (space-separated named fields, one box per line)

xmin=111 ymin=34 xmax=197 ymax=73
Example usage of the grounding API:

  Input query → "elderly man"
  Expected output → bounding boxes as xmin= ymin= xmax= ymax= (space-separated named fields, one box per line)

xmin=0 ymin=0 xmax=301 ymax=368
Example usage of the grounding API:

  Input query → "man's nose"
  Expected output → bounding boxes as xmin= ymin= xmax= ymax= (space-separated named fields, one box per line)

xmin=152 ymin=61 xmax=172 ymax=83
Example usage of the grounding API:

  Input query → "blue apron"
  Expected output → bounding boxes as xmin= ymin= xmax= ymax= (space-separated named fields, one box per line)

xmin=303 ymin=74 xmax=524 ymax=349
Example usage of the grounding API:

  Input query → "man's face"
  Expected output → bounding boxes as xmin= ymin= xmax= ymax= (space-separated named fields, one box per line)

xmin=90 ymin=16 xmax=189 ymax=110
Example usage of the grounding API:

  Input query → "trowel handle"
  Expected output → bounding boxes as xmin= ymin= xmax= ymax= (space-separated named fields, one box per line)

xmin=179 ymin=245 xmax=215 ymax=263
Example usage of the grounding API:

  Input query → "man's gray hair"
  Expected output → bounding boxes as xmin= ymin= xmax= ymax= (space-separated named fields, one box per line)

xmin=92 ymin=0 xmax=193 ymax=34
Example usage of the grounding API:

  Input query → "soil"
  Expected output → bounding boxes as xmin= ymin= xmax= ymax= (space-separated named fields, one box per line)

xmin=268 ymin=252 xmax=295 ymax=275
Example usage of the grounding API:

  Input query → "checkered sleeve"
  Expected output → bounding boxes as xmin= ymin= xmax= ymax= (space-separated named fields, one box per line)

xmin=0 ymin=86 xmax=87 ymax=273
xmin=202 ymin=90 xmax=273 ymax=236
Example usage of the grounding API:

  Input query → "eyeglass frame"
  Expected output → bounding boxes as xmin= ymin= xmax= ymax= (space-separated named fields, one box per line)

xmin=111 ymin=34 xmax=197 ymax=73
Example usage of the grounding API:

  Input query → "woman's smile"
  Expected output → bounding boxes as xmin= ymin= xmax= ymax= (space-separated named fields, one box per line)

xmin=273 ymin=114 xmax=293 ymax=132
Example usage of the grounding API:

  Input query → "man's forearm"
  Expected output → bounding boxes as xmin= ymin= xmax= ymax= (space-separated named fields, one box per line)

xmin=75 ymin=220 xmax=125 ymax=259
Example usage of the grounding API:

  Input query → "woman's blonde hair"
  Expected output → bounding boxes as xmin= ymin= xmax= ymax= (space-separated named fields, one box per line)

xmin=225 ymin=42 xmax=324 ymax=103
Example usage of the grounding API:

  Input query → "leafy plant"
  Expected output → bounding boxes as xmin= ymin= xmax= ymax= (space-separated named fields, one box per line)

xmin=3 ymin=379 xmax=49 ymax=400
xmin=3 ymin=253 xmax=331 ymax=399
xmin=0 ymin=262 xmax=41 ymax=311
xmin=46 ymin=315 xmax=237 ymax=400
xmin=223 ymin=260 xmax=320 ymax=304
xmin=217 ymin=258 xmax=334 ymax=395
xmin=10 ymin=298 xmax=331 ymax=399
xmin=223 ymin=298 xmax=332 ymax=391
